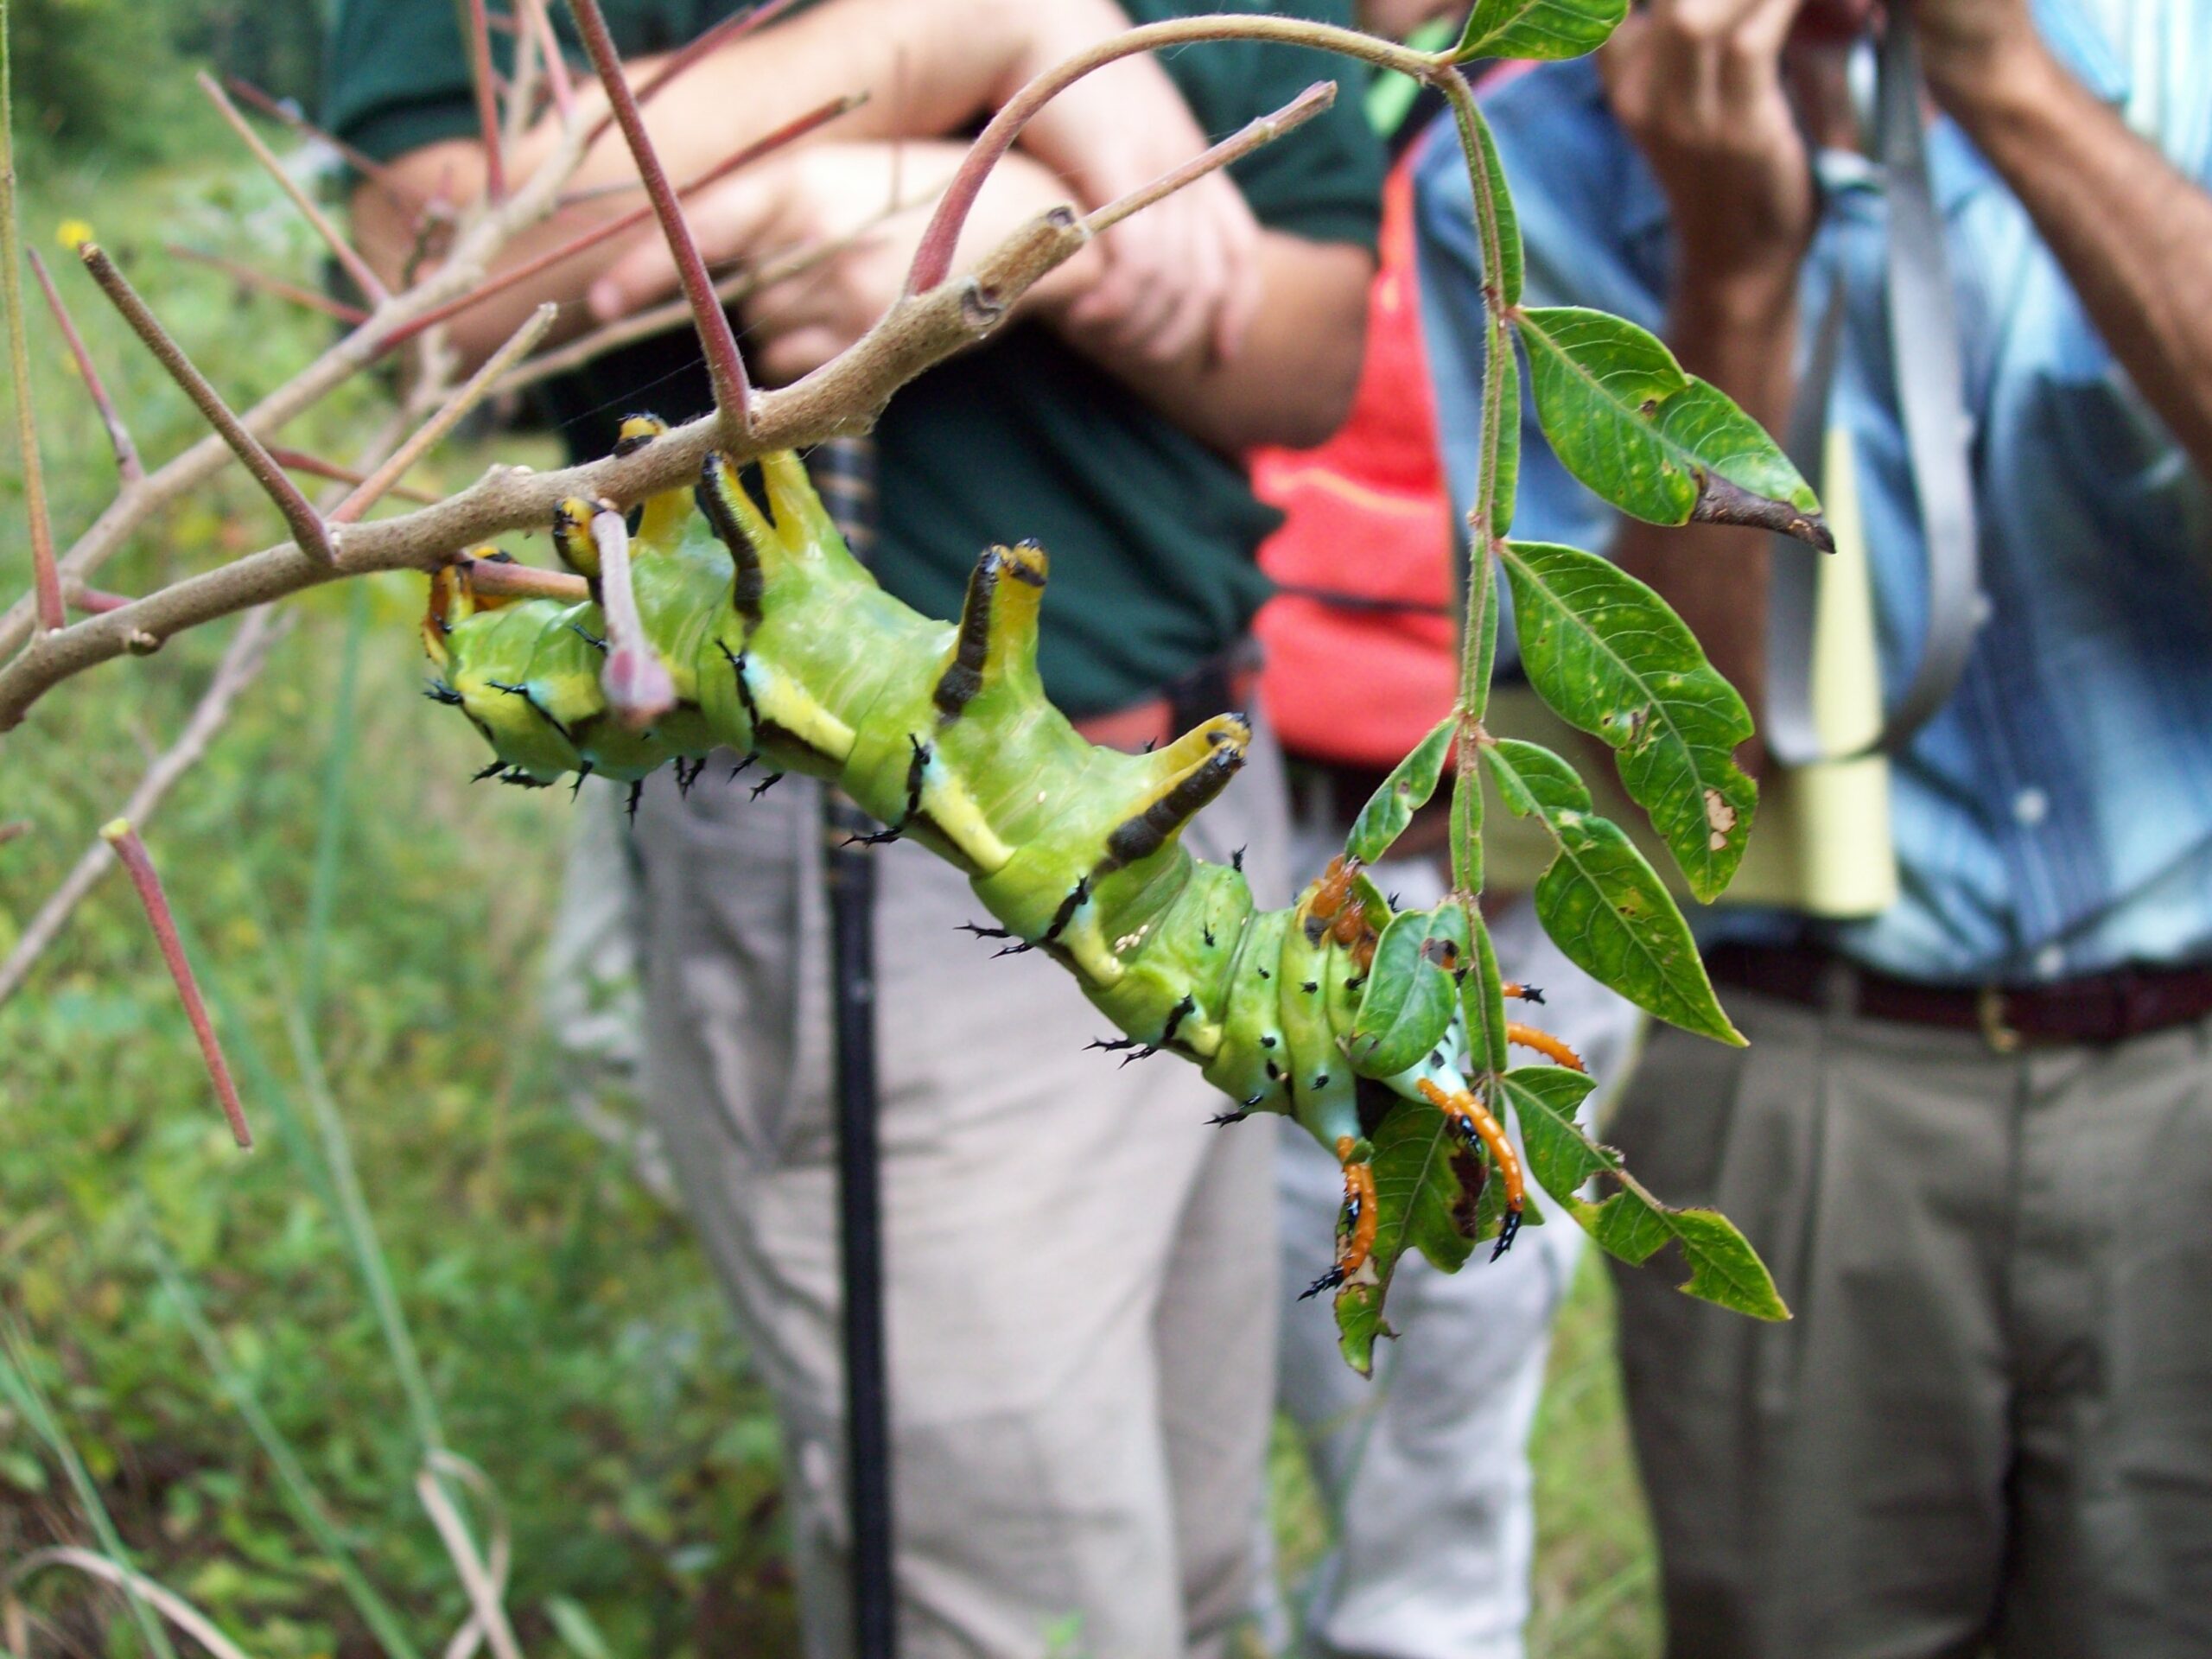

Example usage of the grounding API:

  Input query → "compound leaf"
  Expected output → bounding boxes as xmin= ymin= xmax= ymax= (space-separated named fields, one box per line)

xmin=1346 ymin=714 xmax=1455 ymax=867
xmin=1501 ymin=540 xmax=1756 ymax=899
xmin=1514 ymin=307 xmax=1828 ymax=547
xmin=1483 ymin=738 xmax=1742 ymax=1045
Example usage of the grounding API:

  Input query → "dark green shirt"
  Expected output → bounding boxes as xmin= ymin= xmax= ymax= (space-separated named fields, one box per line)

xmin=326 ymin=0 xmax=1382 ymax=715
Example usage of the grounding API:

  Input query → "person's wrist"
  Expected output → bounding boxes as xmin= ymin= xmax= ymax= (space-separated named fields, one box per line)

xmin=1669 ymin=249 xmax=1803 ymax=339
xmin=1921 ymin=9 xmax=2058 ymax=132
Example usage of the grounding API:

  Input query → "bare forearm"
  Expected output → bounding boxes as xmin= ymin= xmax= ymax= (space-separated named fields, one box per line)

xmin=354 ymin=0 xmax=1052 ymax=358
xmin=1614 ymin=272 xmax=1798 ymax=773
xmin=1058 ymin=233 xmax=1372 ymax=454
xmin=1934 ymin=29 xmax=2212 ymax=472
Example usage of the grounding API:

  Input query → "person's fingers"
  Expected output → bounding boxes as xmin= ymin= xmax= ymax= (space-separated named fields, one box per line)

xmin=1131 ymin=200 xmax=1214 ymax=362
xmin=1210 ymin=197 xmax=1262 ymax=365
xmin=591 ymin=237 xmax=677 ymax=322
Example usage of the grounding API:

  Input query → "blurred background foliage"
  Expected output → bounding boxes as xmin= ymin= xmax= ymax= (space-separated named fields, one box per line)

xmin=0 ymin=8 xmax=1659 ymax=1654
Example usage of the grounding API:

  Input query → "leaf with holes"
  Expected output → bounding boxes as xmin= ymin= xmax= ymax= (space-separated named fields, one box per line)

xmin=1346 ymin=713 xmax=1456 ymax=866
xmin=1501 ymin=540 xmax=1756 ymax=899
xmin=1515 ymin=307 xmax=1829 ymax=547
xmin=1453 ymin=0 xmax=1628 ymax=62
xmin=1496 ymin=1065 xmax=1786 ymax=1318
xmin=1333 ymin=1096 xmax=1484 ymax=1374
xmin=1483 ymin=737 xmax=1742 ymax=1044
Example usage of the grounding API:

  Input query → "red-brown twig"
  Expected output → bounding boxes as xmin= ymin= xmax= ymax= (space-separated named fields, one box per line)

xmin=1082 ymin=80 xmax=1335 ymax=237
xmin=0 ymin=821 xmax=28 ymax=849
xmin=0 ymin=11 xmax=60 ymax=634
xmin=906 ymin=14 xmax=1429 ymax=296
xmin=222 ymin=76 xmax=427 ymax=218
xmin=517 ymin=0 xmax=575 ymax=122
xmin=164 ymin=242 xmax=373 ymax=325
xmin=67 ymin=585 xmax=133 ymax=615
xmin=27 ymin=249 xmax=143 ymax=486
xmin=466 ymin=0 xmax=508 ymax=202
xmin=81 ymin=244 xmax=340 ymax=565
xmin=197 ymin=73 xmax=389 ymax=305
xmin=566 ymin=0 xmax=753 ymax=434
xmin=459 ymin=557 xmax=588 ymax=601
xmin=0 ymin=609 xmax=290 ymax=1009
xmin=378 ymin=92 xmax=855 ymax=351
xmin=334 ymin=304 xmax=555 ymax=524
xmin=588 ymin=0 xmax=804 ymax=148
xmin=268 ymin=447 xmax=440 ymax=506
xmin=99 ymin=819 xmax=255 ymax=1149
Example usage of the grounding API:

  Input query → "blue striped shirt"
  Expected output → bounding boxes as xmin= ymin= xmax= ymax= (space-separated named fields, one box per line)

xmin=1414 ymin=0 xmax=2212 ymax=986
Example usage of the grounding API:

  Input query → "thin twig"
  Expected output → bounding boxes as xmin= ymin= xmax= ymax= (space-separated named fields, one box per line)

xmin=466 ymin=0 xmax=508 ymax=202
xmin=334 ymin=303 xmax=555 ymax=524
xmin=0 ymin=85 xmax=599 ymax=664
xmin=222 ymin=75 xmax=427 ymax=217
xmin=416 ymin=1453 xmax=521 ymax=1659
xmin=586 ymin=0 xmax=804 ymax=147
xmin=164 ymin=241 xmax=373 ymax=323
xmin=196 ymin=71 xmax=389 ymax=304
xmin=380 ymin=92 xmax=855 ymax=350
xmin=906 ymin=13 xmax=1436 ymax=295
xmin=1082 ymin=80 xmax=1336 ymax=237
xmin=568 ymin=0 xmax=753 ymax=433
xmin=81 ymin=244 xmax=339 ymax=564
xmin=518 ymin=0 xmax=575 ymax=120
xmin=0 ymin=6 xmax=61 ymax=633
xmin=0 ymin=611 xmax=287 ymax=1007
xmin=99 ymin=818 xmax=255 ymax=1148
xmin=0 ymin=820 xmax=27 ymax=848
xmin=495 ymin=226 xmax=857 ymax=392
xmin=27 ymin=250 xmax=142 ymax=485
xmin=461 ymin=557 xmax=588 ymax=601
xmin=66 ymin=585 xmax=133 ymax=614
xmin=270 ymin=446 xmax=440 ymax=505
xmin=500 ymin=0 xmax=543 ymax=164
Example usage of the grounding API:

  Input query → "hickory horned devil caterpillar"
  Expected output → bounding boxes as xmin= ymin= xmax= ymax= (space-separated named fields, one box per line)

xmin=5 ymin=5 xmax=1821 ymax=1374
xmin=423 ymin=415 xmax=1784 ymax=1374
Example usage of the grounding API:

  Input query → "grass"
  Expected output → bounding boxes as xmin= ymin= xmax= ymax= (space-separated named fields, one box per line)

xmin=1 ymin=149 xmax=1660 ymax=1657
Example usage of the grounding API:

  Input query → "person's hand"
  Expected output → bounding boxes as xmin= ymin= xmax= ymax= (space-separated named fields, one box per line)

xmin=1599 ymin=0 xmax=1818 ymax=308
xmin=1004 ymin=0 xmax=1263 ymax=362
xmin=592 ymin=142 xmax=1106 ymax=387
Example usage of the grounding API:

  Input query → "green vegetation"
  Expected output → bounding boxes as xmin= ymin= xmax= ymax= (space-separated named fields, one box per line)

xmin=1 ymin=145 xmax=1658 ymax=1659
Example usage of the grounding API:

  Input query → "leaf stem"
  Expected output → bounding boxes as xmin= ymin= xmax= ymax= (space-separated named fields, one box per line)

xmin=197 ymin=72 xmax=390 ymax=305
xmin=0 ymin=6 xmax=61 ymax=635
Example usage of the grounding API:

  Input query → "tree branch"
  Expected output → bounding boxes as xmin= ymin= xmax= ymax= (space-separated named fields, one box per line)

xmin=198 ymin=72 xmax=389 ymax=304
xmin=28 ymin=250 xmax=143 ymax=485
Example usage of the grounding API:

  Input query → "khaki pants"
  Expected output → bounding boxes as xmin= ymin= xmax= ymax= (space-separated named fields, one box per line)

xmin=630 ymin=730 xmax=1295 ymax=1659
xmin=1611 ymin=984 xmax=2212 ymax=1659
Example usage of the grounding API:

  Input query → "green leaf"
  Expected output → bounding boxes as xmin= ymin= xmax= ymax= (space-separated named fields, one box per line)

xmin=1501 ymin=540 xmax=1756 ymax=899
xmin=1482 ymin=738 xmax=1743 ymax=1044
xmin=1446 ymin=97 xmax=1524 ymax=307
xmin=1462 ymin=906 xmax=1510 ymax=1076
xmin=1514 ymin=307 xmax=1829 ymax=545
xmin=1496 ymin=1066 xmax=1787 ymax=1319
xmin=1454 ymin=0 xmax=1628 ymax=62
xmin=1351 ymin=909 xmax=1456 ymax=1077
xmin=1346 ymin=714 xmax=1456 ymax=866
xmin=1333 ymin=1095 xmax=1482 ymax=1374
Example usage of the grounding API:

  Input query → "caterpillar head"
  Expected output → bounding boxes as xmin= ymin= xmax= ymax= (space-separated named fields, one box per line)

xmin=552 ymin=496 xmax=603 ymax=580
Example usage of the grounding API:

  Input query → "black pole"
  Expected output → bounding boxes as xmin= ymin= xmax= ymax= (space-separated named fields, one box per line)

xmin=809 ymin=436 xmax=899 ymax=1659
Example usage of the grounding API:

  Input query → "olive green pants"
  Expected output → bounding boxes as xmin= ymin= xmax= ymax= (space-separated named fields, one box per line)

xmin=1611 ymin=983 xmax=2212 ymax=1658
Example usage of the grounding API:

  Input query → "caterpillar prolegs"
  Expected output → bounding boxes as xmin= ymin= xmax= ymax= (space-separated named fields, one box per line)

xmin=423 ymin=417 xmax=1716 ymax=1370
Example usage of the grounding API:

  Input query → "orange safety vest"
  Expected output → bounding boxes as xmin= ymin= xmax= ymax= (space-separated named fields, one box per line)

xmin=1250 ymin=151 xmax=1458 ymax=771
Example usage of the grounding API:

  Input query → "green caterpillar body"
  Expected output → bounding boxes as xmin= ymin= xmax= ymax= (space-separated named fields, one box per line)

xmin=428 ymin=428 xmax=1517 ymax=1362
